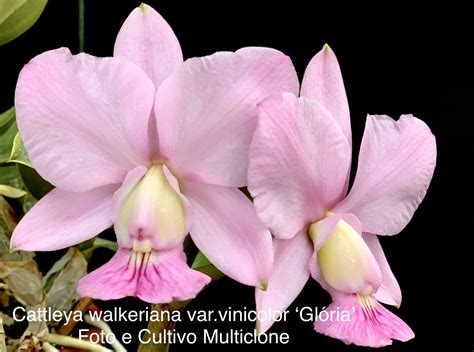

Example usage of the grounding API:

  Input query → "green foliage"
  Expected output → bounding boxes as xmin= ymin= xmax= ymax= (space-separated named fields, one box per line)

xmin=0 ymin=0 xmax=48 ymax=45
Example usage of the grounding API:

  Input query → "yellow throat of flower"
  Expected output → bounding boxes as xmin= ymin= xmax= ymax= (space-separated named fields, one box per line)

xmin=309 ymin=215 xmax=382 ymax=295
xmin=115 ymin=164 xmax=186 ymax=252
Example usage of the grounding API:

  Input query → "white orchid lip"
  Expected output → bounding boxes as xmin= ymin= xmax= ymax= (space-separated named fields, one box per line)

xmin=310 ymin=214 xmax=382 ymax=295
xmin=115 ymin=164 xmax=186 ymax=252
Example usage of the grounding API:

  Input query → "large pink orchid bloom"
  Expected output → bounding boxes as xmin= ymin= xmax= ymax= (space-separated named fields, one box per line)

xmin=11 ymin=4 xmax=299 ymax=304
xmin=248 ymin=46 xmax=436 ymax=347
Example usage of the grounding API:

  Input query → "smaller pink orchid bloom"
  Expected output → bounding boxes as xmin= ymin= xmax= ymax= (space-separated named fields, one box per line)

xmin=248 ymin=45 xmax=436 ymax=347
xmin=11 ymin=4 xmax=299 ymax=303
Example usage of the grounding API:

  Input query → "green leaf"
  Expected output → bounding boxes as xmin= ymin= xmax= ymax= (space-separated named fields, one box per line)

xmin=191 ymin=251 xmax=212 ymax=269
xmin=44 ymin=248 xmax=87 ymax=313
xmin=0 ymin=196 xmax=34 ymax=261
xmin=0 ymin=109 xmax=17 ymax=163
xmin=80 ymin=236 xmax=117 ymax=261
xmin=0 ymin=107 xmax=14 ymax=128
xmin=192 ymin=251 xmax=225 ymax=282
xmin=0 ymin=164 xmax=38 ymax=213
xmin=18 ymin=164 xmax=53 ymax=199
xmin=93 ymin=237 xmax=118 ymax=251
xmin=8 ymin=133 xmax=32 ymax=168
xmin=0 ymin=184 xmax=26 ymax=198
xmin=0 ymin=0 xmax=48 ymax=45
xmin=0 ymin=258 xmax=44 ymax=306
xmin=21 ymin=192 xmax=36 ymax=213
xmin=0 ymin=196 xmax=16 ymax=236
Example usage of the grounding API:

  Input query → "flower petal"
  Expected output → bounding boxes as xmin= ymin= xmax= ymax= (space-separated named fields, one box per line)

xmin=256 ymin=232 xmax=312 ymax=333
xmin=15 ymin=48 xmax=155 ymax=192
xmin=11 ymin=186 xmax=116 ymax=251
xmin=334 ymin=114 xmax=437 ymax=235
xmin=363 ymin=233 xmax=402 ymax=306
xmin=77 ymin=247 xmax=210 ymax=303
xmin=248 ymin=94 xmax=351 ymax=239
xmin=301 ymin=45 xmax=351 ymax=146
xmin=155 ymin=47 xmax=299 ymax=187
xmin=314 ymin=294 xmax=414 ymax=347
xmin=114 ymin=3 xmax=183 ymax=88
xmin=182 ymin=182 xmax=273 ymax=287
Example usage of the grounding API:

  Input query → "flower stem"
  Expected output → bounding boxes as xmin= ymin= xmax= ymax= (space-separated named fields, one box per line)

xmin=78 ymin=0 xmax=84 ymax=52
xmin=0 ymin=316 xmax=6 ymax=352
xmin=85 ymin=314 xmax=126 ymax=352
xmin=42 ymin=342 xmax=59 ymax=352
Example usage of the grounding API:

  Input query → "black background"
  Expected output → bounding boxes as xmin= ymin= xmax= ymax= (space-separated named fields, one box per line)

xmin=1 ymin=1 xmax=472 ymax=351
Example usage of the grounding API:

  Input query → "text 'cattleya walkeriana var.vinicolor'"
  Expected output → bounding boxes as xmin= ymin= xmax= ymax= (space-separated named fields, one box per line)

xmin=248 ymin=46 xmax=436 ymax=347
xmin=10 ymin=4 xmax=299 ymax=303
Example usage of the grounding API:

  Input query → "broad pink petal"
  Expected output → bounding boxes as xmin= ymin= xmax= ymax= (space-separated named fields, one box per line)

xmin=15 ymin=48 xmax=155 ymax=192
xmin=114 ymin=3 xmax=183 ymax=88
xmin=248 ymin=94 xmax=351 ymax=239
xmin=256 ymin=232 xmax=312 ymax=333
xmin=77 ymin=247 xmax=210 ymax=303
xmin=182 ymin=182 xmax=273 ymax=287
xmin=314 ymin=294 xmax=414 ymax=347
xmin=301 ymin=45 xmax=351 ymax=147
xmin=11 ymin=186 xmax=116 ymax=251
xmin=335 ymin=114 xmax=437 ymax=235
xmin=155 ymin=47 xmax=299 ymax=187
xmin=363 ymin=233 xmax=402 ymax=306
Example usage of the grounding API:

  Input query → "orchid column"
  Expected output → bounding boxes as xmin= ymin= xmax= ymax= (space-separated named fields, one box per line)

xmin=248 ymin=46 xmax=436 ymax=347
xmin=11 ymin=4 xmax=299 ymax=303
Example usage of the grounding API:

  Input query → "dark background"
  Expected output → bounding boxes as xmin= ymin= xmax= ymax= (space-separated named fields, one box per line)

xmin=1 ymin=1 xmax=472 ymax=351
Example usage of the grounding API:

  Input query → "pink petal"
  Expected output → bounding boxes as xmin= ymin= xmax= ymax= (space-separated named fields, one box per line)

xmin=256 ymin=232 xmax=312 ymax=333
xmin=154 ymin=47 xmax=299 ymax=187
xmin=248 ymin=94 xmax=351 ymax=239
xmin=301 ymin=45 xmax=352 ymax=147
xmin=15 ymin=48 xmax=155 ymax=192
xmin=77 ymin=247 xmax=210 ymax=303
xmin=182 ymin=182 xmax=273 ymax=287
xmin=114 ymin=3 xmax=183 ymax=88
xmin=335 ymin=114 xmax=437 ymax=235
xmin=363 ymin=233 xmax=402 ymax=306
xmin=314 ymin=294 xmax=414 ymax=347
xmin=11 ymin=186 xmax=116 ymax=251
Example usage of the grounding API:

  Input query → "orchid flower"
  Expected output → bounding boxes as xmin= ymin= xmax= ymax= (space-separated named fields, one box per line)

xmin=11 ymin=4 xmax=299 ymax=303
xmin=248 ymin=45 xmax=436 ymax=347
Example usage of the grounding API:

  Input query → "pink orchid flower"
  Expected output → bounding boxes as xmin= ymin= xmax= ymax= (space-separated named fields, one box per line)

xmin=248 ymin=45 xmax=436 ymax=347
xmin=11 ymin=4 xmax=299 ymax=303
